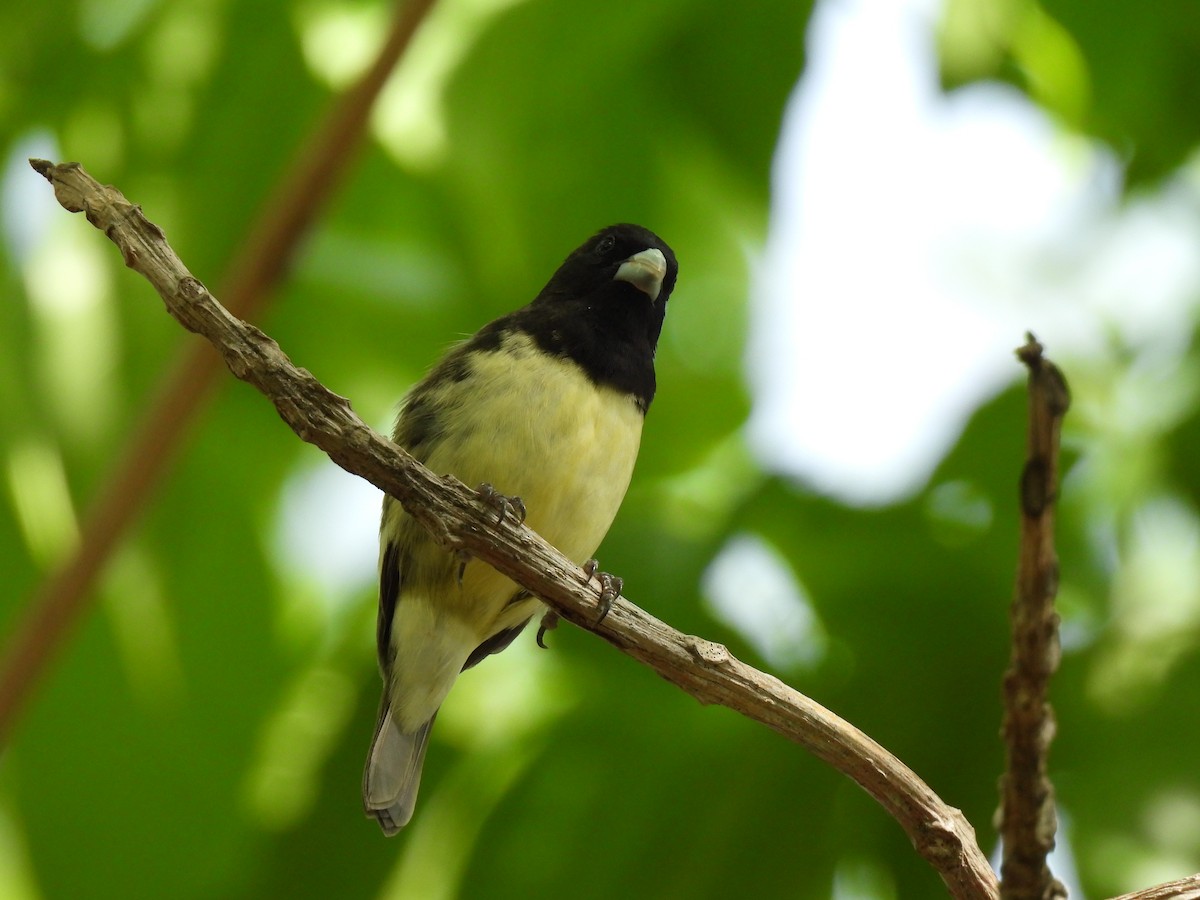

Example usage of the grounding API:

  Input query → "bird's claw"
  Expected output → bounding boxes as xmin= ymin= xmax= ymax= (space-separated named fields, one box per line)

xmin=476 ymin=483 xmax=526 ymax=525
xmin=596 ymin=573 xmax=622 ymax=622
xmin=537 ymin=610 xmax=560 ymax=649
xmin=583 ymin=559 xmax=622 ymax=624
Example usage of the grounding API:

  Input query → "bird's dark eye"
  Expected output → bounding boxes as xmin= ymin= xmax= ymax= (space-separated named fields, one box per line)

xmin=595 ymin=234 xmax=616 ymax=255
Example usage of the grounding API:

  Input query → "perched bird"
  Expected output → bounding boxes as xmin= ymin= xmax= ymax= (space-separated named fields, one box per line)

xmin=363 ymin=224 xmax=678 ymax=834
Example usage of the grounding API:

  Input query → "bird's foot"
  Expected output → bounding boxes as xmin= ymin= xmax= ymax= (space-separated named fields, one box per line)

xmin=476 ymin=483 xmax=526 ymax=525
xmin=459 ymin=485 xmax=524 ymax=585
xmin=537 ymin=610 xmax=560 ymax=648
xmin=583 ymin=559 xmax=623 ymax=624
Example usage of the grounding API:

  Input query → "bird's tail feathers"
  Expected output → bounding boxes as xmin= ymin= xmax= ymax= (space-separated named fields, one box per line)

xmin=363 ymin=705 xmax=435 ymax=835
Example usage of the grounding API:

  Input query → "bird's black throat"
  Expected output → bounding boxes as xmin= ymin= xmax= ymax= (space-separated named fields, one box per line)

xmin=478 ymin=285 xmax=662 ymax=413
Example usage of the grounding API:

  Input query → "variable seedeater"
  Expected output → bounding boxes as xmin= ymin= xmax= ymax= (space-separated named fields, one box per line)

xmin=363 ymin=224 xmax=678 ymax=834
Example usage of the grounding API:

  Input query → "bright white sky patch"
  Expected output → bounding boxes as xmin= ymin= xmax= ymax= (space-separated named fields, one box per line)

xmin=750 ymin=0 xmax=1200 ymax=505
xmin=703 ymin=532 xmax=825 ymax=670
xmin=273 ymin=460 xmax=382 ymax=610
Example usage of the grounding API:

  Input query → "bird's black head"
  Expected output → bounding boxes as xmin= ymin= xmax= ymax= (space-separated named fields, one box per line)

xmin=535 ymin=224 xmax=677 ymax=326
xmin=523 ymin=224 xmax=677 ymax=410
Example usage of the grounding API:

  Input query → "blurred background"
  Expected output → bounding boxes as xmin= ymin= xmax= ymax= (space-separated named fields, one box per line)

xmin=3 ymin=0 xmax=1200 ymax=896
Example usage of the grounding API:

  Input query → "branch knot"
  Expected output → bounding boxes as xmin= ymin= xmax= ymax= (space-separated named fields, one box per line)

xmin=687 ymin=637 xmax=731 ymax=667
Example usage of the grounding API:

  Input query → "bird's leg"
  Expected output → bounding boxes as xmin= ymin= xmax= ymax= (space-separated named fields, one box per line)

xmin=536 ymin=609 xmax=560 ymax=648
xmin=455 ymin=550 xmax=471 ymax=586
xmin=476 ymin=483 xmax=527 ymax=525
xmin=582 ymin=559 xmax=623 ymax=624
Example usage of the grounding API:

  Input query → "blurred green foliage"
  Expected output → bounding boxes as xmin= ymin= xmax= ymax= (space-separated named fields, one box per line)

xmin=939 ymin=0 xmax=1200 ymax=184
xmin=2 ymin=0 xmax=1200 ymax=898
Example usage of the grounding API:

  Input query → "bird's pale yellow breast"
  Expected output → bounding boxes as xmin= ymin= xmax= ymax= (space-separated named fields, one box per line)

xmin=432 ymin=332 xmax=643 ymax=557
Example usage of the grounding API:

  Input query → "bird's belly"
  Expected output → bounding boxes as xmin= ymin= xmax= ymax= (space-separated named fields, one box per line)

xmin=423 ymin=336 xmax=644 ymax=631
